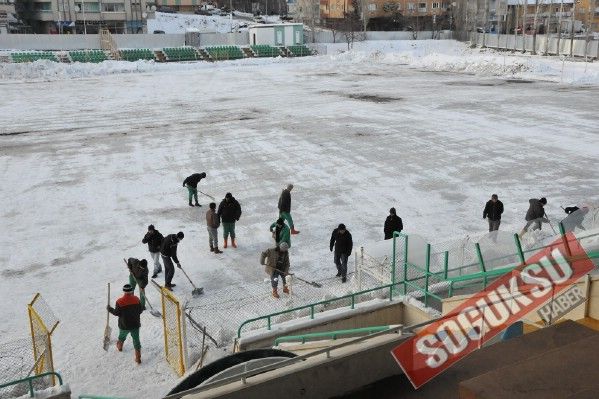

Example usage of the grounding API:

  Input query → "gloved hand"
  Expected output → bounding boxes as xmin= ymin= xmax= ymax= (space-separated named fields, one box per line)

xmin=176 ymin=263 xmax=181 ymax=269
xmin=106 ymin=305 xmax=111 ymax=312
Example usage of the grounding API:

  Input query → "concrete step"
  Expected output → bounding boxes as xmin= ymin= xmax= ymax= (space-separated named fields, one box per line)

xmin=459 ymin=333 xmax=599 ymax=399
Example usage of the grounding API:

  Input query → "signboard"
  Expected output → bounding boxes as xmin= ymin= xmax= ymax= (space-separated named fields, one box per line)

xmin=391 ymin=233 xmax=594 ymax=389
xmin=537 ymin=284 xmax=585 ymax=325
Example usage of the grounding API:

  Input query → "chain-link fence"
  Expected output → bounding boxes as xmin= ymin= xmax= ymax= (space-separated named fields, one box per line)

xmin=27 ymin=294 xmax=59 ymax=390
xmin=0 ymin=338 xmax=35 ymax=399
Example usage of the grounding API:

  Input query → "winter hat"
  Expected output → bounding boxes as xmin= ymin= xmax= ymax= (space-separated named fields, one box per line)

xmin=390 ymin=208 xmax=396 ymax=215
xmin=200 ymin=172 xmax=206 ymax=178
xmin=140 ymin=259 xmax=147 ymax=268
xmin=123 ymin=284 xmax=134 ymax=293
xmin=148 ymin=224 xmax=155 ymax=231
xmin=209 ymin=202 xmax=216 ymax=209
xmin=279 ymin=242 xmax=289 ymax=252
xmin=225 ymin=192 xmax=232 ymax=199
xmin=276 ymin=218 xmax=284 ymax=226
xmin=338 ymin=223 xmax=346 ymax=230
xmin=540 ymin=197 xmax=547 ymax=205
xmin=177 ymin=231 xmax=185 ymax=240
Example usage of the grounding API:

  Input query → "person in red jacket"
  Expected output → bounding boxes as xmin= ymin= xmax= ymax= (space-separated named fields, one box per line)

xmin=107 ymin=284 xmax=146 ymax=364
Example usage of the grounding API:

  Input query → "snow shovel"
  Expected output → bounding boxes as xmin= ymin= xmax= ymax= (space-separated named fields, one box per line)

xmin=179 ymin=265 xmax=204 ymax=297
xmin=290 ymin=274 xmax=322 ymax=288
xmin=102 ymin=283 xmax=111 ymax=351
xmin=122 ymin=259 xmax=161 ymax=318
xmin=544 ymin=212 xmax=558 ymax=235
xmin=198 ymin=190 xmax=215 ymax=200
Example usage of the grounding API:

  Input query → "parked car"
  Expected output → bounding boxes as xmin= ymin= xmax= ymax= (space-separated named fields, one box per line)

xmin=157 ymin=6 xmax=177 ymax=13
xmin=195 ymin=8 xmax=211 ymax=15
xmin=153 ymin=29 xmax=165 ymax=34
xmin=280 ymin=14 xmax=293 ymax=21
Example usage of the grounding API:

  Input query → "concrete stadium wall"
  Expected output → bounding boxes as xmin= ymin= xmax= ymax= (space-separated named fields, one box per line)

xmin=189 ymin=332 xmax=409 ymax=399
xmin=0 ymin=33 xmax=185 ymax=50
xmin=237 ymin=300 xmax=432 ymax=351
xmin=471 ymin=32 xmax=599 ymax=59
xmin=311 ymin=30 xmax=452 ymax=43
xmin=195 ymin=32 xmax=249 ymax=46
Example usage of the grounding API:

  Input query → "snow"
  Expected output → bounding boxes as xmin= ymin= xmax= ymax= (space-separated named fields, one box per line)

xmin=147 ymin=11 xmax=242 ymax=33
xmin=1 ymin=39 xmax=598 ymax=398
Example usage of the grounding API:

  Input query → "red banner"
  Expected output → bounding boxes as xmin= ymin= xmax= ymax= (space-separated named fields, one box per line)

xmin=391 ymin=233 xmax=594 ymax=388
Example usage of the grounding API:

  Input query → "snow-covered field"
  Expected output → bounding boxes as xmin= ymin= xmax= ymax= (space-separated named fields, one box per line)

xmin=1 ymin=40 xmax=598 ymax=398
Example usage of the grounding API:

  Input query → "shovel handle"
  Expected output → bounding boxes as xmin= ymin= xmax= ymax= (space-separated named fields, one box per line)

xmin=180 ymin=266 xmax=198 ymax=290
xmin=106 ymin=282 xmax=111 ymax=326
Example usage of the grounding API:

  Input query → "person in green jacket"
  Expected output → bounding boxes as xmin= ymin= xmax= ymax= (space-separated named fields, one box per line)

xmin=270 ymin=217 xmax=291 ymax=248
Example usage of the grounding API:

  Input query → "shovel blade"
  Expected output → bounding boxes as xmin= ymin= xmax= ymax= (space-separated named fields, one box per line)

xmin=192 ymin=287 xmax=204 ymax=297
xmin=103 ymin=326 xmax=112 ymax=351
xmin=150 ymin=309 xmax=161 ymax=318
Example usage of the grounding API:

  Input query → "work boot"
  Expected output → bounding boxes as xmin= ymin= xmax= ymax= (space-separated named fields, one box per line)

xmin=272 ymin=288 xmax=280 ymax=299
xmin=116 ymin=340 xmax=123 ymax=352
xmin=231 ymin=238 xmax=237 ymax=248
xmin=214 ymin=247 xmax=223 ymax=254
xmin=188 ymin=201 xmax=194 ymax=207
xmin=291 ymin=227 xmax=300 ymax=235
xmin=151 ymin=273 xmax=158 ymax=279
xmin=210 ymin=245 xmax=214 ymax=252
xmin=342 ymin=276 xmax=347 ymax=283
xmin=223 ymin=238 xmax=228 ymax=249
xmin=282 ymin=285 xmax=289 ymax=294
xmin=134 ymin=349 xmax=141 ymax=364
xmin=195 ymin=203 xmax=201 ymax=207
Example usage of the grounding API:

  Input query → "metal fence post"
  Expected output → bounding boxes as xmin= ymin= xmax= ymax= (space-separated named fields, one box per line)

xmin=403 ymin=235 xmax=409 ymax=295
xmin=514 ymin=233 xmax=525 ymax=264
xmin=392 ymin=232 xmax=397 ymax=287
xmin=424 ymin=243 xmax=431 ymax=307
xmin=443 ymin=251 xmax=449 ymax=279
xmin=475 ymin=243 xmax=487 ymax=288
xmin=559 ymin=222 xmax=572 ymax=257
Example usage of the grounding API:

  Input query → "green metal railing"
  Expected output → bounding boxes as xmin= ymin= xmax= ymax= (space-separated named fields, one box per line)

xmin=79 ymin=395 xmax=126 ymax=399
xmin=237 ymin=281 xmax=405 ymax=338
xmin=237 ymin=222 xmax=599 ymax=339
xmin=274 ymin=325 xmax=394 ymax=345
xmin=0 ymin=372 xmax=63 ymax=398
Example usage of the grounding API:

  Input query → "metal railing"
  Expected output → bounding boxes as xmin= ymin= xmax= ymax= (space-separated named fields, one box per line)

xmin=237 ymin=281 xmax=405 ymax=338
xmin=0 ymin=372 xmax=63 ymax=398
xmin=273 ymin=325 xmax=395 ymax=346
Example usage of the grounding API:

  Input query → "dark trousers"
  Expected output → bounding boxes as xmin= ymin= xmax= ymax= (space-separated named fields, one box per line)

xmin=334 ymin=252 xmax=349 ymax=278
xmin=162 ymin=255 xmax=175 ymax=286
xmin=271 ymin=270 xmax=287 ymax=288
xmin=488 ymin=219 xmax=501 ymax=232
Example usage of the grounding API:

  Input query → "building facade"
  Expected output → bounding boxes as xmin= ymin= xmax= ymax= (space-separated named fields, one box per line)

xmin=16 ymin=0 xmax=150 ymax=33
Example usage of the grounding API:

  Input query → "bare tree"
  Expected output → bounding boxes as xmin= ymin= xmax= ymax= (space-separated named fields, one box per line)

xmin=341 ymin=0 xmax=365 ymax=49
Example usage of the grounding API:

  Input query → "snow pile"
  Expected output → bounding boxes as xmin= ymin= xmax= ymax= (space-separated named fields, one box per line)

xmin=147 ymin=11 xmax=241 ymax=33
xmin=2 ymin=40 xmax=599 ymax=85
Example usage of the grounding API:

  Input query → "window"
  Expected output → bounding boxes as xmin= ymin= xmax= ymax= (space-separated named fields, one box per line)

xmin=102 ymin=3 xmax=124 ymax=11
xmin=76 ymin=2 xmax=100 ymax=12
xmin=34 ymin=2 xmax=52 ymax=10
xmin=407 ymin=2 xmax=414 ymax=9
xmin=432 ymin=2 xmax=439 ymax=8
xmin=368 ymin=3 xmax=376 ymax=10
xmin=397 ymin=3 xmax=401 ymax=9
xmin=418 ymin=2 xmax=426 ymax=11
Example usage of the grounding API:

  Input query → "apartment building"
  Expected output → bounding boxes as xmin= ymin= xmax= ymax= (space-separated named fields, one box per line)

xmin=16 ymin=0 xmax=149 ymax=33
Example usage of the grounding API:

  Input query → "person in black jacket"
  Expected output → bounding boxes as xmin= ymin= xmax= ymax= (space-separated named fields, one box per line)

xmin=142 ymin=225 xmax=163 ymax=278
xmin=520 ymin=197 xmax=549 ymax=236
xmin=278 ymin=184 xmax=299 ymax=235
xmin=183 ymin=172 xmax=206 ymax=207
xmin=107 ymin=284 xmax=145 ymax=364
xmin=330 ymin=224 xmax=353 ymax=283
xmin=217 ymin=193 xmax=242 ymax=249
xmin=483 ymin=194 xmax=504 ymax=232
xmin=384 ymin=208 xmax=403 ymax=240
xmin=127 ymin=258 xmax=149 ymax=293
xmin=160 ymin=232 xmax=184 ymax=290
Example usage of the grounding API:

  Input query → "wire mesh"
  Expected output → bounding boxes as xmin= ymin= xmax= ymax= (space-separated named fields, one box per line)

xmin=28 ymin=294 xmax=58 ymax=389
xmin=0 ymin=338 xmax=34 ymax=399
xmin=160 ymin=289 xmax=185 ymax=377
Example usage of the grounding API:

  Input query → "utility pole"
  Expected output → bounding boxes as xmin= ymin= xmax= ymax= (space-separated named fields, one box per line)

xmin=569 ymin=0 xmax=576 ymax=57
xmin=556 ymin=0 xmax=564 ymax=54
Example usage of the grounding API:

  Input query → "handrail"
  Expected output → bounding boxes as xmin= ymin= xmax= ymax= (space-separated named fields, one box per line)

xmin=274 ymin=325 xmax=395 ymax=345
xmin=0 ymin=372 xmax=63 ymax=398
xmin=237 ymin=281 xmax=405 ymax=338
xmin=79 ymin=395 xmax=126 ymax=399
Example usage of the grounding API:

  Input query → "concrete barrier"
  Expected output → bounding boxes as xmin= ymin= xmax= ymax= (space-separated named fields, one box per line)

xmin=472 ymin=32 xmax=598 ymax=59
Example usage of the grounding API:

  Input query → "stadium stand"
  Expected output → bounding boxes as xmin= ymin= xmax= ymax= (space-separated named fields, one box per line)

xmin=205 ymin=46 xmax=245 ymax=61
